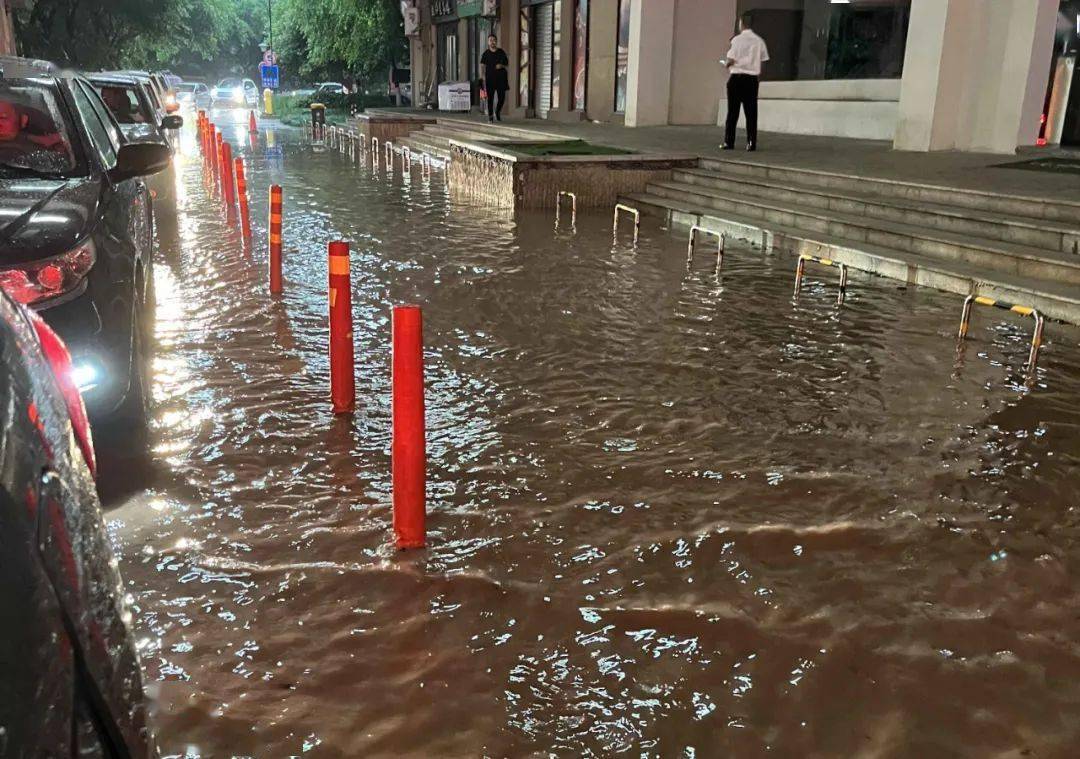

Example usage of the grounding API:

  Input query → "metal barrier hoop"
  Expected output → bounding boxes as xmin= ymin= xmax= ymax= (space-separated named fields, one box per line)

xmin=613 ymin=203 xmax=640 ymax=245
xmin=794 ymin=253 xmax=848 ymax=305
xmin=385 ymin=140 xmax=394 ymax=164
xmin=402 ymin=146 xmax=412 ymax=172
xmin=687 ymin=225 xmax=725 ymax=275
xmin=958 ymin=294 xmax=1045 ymax=372
xmin=555 ymin=191 xmax=577 ymax=229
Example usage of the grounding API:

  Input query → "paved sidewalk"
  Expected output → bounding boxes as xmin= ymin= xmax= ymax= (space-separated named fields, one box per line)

xmin=387 ymin=109 xmax=1080 ymax=203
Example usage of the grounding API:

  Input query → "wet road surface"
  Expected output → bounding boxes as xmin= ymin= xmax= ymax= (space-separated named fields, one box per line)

xmin=103 ymin=109 xmax=1080 ymax=757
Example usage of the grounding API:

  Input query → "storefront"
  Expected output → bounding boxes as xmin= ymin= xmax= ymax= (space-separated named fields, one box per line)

xmin=411 ymin=0 xmax=1060 ymax=154
xmin=1044 ymin=0 xmax=1080 ymax=147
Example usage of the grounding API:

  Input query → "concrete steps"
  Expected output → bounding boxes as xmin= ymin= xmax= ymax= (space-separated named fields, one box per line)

xmin=643 ymin=179 xmax=1080 ymax=285
xmin=620 ymin=190 xmax=1080 ymax=325
xmin=698 ymin=157 xmax=1080 ymax=226
xmin=673 ymin=168 xmax=1080 ymax=255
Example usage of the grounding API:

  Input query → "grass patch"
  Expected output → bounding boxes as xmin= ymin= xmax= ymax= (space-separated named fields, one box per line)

xmin=271 ymin=93 xmax=394 ymax=128
xmin=498 ymin=139 xmax=635 ymax=157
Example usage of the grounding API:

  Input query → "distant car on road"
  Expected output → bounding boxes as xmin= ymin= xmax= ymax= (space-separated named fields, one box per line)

xmin=211 ymin=77 xmax=260 ymax=108
xmin=0 ymin=56 xmax=171 ymax=437
xmin=176 ymin=81 xmax=211 ymax=110
xmin=90 ymin=73 xmax=181 ymax=213
xmin=0 ymin=286 xmax=156 ymax=757
xmin=314 ymin=81 xmax=347 ymax=98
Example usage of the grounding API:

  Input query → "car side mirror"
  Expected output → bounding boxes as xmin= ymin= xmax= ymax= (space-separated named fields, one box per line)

xmin=109 ymin=141 xmax=171 ymax=183
xmin=161 ymin=115 xmax=183 ymax=130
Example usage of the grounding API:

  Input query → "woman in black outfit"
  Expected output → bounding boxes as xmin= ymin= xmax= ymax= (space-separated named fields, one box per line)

xmin=480 ymin=35 xmax=509 ymax=122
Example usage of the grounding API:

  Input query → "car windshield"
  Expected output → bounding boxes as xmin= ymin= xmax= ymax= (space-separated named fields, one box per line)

xmin=0 ymin=80 xmax=77 ymax=176
xmin=217 ymin=79 xmax=240 ymax=89
xmin=177 ymin=83 xmax=199 ymax=92
xmin=93 ymin=83 xmax=150 ymax=124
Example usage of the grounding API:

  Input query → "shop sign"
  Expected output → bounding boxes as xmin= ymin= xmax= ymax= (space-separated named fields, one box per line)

xmin=457 ymin=0 xmax=483 ymax=17
xmin=432 ymin=0 xmax=456 ymax=21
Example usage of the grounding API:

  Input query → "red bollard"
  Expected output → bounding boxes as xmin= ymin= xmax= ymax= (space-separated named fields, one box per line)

xmin=207 ymin=124 xmax=216 ymax=169
xmin=392 ymin=304 xmax=426 ymax=550
xmin=221 ymin=142 xmax=236 ymax=221
xmin=268 ymin=185 xmax=283 ymax=294
xmin=249 ymin=110 xmax=258 ymax=134
xmin=328 ymin=241 xmax=355 ymax=415
xmin=235 ymin=157 xmax=251 ymax=244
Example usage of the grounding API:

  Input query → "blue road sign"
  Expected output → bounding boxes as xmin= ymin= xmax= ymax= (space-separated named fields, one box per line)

xmin=260 ymin=64 xmax=280 ymax=90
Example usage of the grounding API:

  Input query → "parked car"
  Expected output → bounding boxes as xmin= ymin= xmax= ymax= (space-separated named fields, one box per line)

xmin=176 ymin=81 xmax=211 ymax=110
xmin=314 ymin=81 xmax=347 ymax=98
xmin=104 ymin=70 xmax=170 ymax=118
xmin=211 ymin=77 xmax=260 ymax=108
xmin=89 ymin=73 xmax=181 ymax=213
xmin=0 ymin=56 xmax=170 ymax=436
xmin=0 ymin=286 xmax=156 ymax=756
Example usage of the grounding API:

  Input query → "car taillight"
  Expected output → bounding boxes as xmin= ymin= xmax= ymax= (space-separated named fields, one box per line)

xmin=26 ymin=309 xmax=97 ymax=478
xmin=0 ymin=243 xmax=95 ymax=306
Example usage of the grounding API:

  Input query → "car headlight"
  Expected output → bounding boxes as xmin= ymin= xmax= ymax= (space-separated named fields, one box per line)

xmin=233 ymin=88 xmax=244 ymax=102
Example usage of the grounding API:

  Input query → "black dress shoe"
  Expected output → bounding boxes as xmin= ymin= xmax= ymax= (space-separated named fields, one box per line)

xmin=720 ymin=144 xmax=735 ymax=150
xmin=746 ymin=142 xmax=756 ymax=152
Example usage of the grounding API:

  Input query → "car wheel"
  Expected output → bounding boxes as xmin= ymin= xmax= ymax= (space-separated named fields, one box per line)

xmin=102 ymin=304 xmax=151 ymax=453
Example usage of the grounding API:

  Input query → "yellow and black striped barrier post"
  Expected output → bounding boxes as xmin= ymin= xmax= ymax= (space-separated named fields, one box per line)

xmin=687 ymin=226 xmax=725 ymax=276
xmin=613 ymin=203 xmax=640 ymax=245
xmin=555 ymin=191 xmax=577 ymax=230
xmin=794 ymin=253 xmax=848 ymax=305
xmin=958 ymin=295 xmax=1045 ymax=372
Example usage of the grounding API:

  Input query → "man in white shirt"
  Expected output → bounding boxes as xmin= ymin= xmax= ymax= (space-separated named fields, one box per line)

xmin=721 ymin=12 xmax=769 ymax=151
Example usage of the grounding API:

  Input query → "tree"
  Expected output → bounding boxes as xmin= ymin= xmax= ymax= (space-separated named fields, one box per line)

xmin=276 ymin=0 xmax=406 ymax=90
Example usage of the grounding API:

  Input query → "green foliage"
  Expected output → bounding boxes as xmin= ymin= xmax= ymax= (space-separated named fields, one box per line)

xmin=13 ymin=0 xmax=406 ymax=90
xmin=275 ymin=0 xmax=407 ymax=88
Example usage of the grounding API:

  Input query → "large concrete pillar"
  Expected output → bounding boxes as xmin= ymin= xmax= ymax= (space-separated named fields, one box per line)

xmin=587 ymin=0 xmax=619 ymax=122
xmin=625 ymin=0 xmax=676 ymax=127
xmin=895 ymin=0 xmax=1058 ymax=153
xmin=670 ymin=0 xmax=733 ymax=125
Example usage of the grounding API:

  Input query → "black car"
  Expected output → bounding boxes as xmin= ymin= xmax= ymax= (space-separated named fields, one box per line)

xmin=90 ymin=73 xmax=181 ymax=213
xmin=0 ymin=286 xmax=156 ymax=756
xmin=0 ymin=56 xmax=170 ymax=438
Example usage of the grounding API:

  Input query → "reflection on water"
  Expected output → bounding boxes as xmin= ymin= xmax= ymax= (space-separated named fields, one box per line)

xmin=105 ymin=112 xmax=1080 ymax=757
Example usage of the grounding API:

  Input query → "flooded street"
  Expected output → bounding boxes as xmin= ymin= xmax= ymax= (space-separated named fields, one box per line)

xmin=103 ymin=111 xmax=1080 ymax=757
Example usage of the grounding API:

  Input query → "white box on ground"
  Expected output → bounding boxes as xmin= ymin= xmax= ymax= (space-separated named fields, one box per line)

xmin=438 ymin=81 xmax=472 ymax=112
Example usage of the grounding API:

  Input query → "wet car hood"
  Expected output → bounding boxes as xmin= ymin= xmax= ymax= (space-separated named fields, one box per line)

xmin=0 ymin=176 xmax=100 ymax=264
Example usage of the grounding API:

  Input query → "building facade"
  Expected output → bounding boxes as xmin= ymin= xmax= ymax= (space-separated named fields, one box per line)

xmin=405 ymin=0 xmax=1080 ymax=153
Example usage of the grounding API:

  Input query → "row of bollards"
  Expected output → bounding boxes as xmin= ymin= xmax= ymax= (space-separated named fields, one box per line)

xmin=196 ymin=110 xmax=253 ymax=242
xmin=197 ymin=113 xmax=429 ymax=549
xmin=564 ymin=192 xmax=1048 ymax=376
xmin=307 ymin=120 xmax=437 ymax=178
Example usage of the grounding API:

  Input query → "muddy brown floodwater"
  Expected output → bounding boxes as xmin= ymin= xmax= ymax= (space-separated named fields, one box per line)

xmin=102 ymin=110 xmax=1080 ymax=758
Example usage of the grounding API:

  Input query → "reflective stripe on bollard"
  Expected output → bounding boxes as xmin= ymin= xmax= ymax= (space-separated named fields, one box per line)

xmin=392 ymin=304 xmax=426 ymax=550
xmin=269 ymin=185 xmax=283 ymax=294
xmin=235 ymin=157 xmax=251 ymax=244
xmin=221 ymin=142 xmax=236 ymax=221
xmin=328 ymin=241 xmax=355 ymax=415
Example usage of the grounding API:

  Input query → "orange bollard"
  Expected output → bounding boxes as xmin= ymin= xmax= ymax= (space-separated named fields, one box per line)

xmin=207 ymin=124 xmax=215 ymax=168
xmin=268 ymin=185 xmax=283 ymax=294
xmin=392 ymin=304 xmax=426 ymax=549
xmin=328 ymin=241 xmax=355 ymax=415
xmin=249 ymin=110 xmax=258 ymax=134
xmin=234 ymin=157 xmax=251 ymax=244
xmin=215 ymin=131 xmax=224 ymax=191
xmin=221 ymin=142 xmax=236 ymax=221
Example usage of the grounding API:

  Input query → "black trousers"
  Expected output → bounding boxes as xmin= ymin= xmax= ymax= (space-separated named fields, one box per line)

xmin=485 ymin=86 xmax=506 ymax=119
xmin=725 ymin=73 xmax=759 ymax=147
